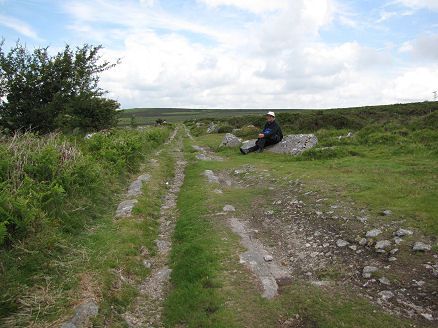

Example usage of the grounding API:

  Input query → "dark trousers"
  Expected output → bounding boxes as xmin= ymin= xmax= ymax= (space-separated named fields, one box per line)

xmin=249 ymin=136 xmax=280 ymax=152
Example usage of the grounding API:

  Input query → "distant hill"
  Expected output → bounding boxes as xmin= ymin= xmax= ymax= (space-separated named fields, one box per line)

xmin=118 ymin=107 xmax=306 ymax=126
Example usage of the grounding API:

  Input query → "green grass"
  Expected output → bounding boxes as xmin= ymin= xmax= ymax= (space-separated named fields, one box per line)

xmin=0 ymin=129 xmax=173 ymax=327
xmin=163 ymin=132 xmax=415 ymax=327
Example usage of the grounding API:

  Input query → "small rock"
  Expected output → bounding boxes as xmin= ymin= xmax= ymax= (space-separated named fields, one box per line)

xmin=379 ymin=277 xmax=391 ymax=285
xmin=358 ymin=238 xmax=367 ymax=246
xmin=378 ymin=290 xmax=394 ymax=300
xmin=223 ymin=205 xmax=236 ymax=212
xmin=336 ymin=239 xmax=349 ymax=247
xmin=375 ymin=240 xmax=391 ymax=249
xmin=382 ymin=210 xmax=393 ymax=215
xmin=413 ymin=242 xmax=431 ymax=251
xmin=366 ymin=229 xmax=382 ymax=238
xmin=388 ymin=257 xmax=397 ymax=262
xmin=362 ymin=266 xmax=378 ymax=278
xmin=142 ymin=260 xmax=152 ymax=268
xmin=421 ymin=313 xmax=433 ymax=321
xmin=394 ymin=228 xmax=413 ymax=237
xmin=390 ymin=248 xmax=399 ymax=255
xmin=264 ymin=255 xmax=273 ymax=262
xmin=393 ymin=237 xmax=403 ymax=245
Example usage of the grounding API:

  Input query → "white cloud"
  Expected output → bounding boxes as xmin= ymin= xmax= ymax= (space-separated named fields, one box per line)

xmin=395 ymin=0 xmax=438 ymax=11
xmin=198 ymin=0 xmax=287 ymax=13
xmin=60 ymin=0 xmax=438 ymax=109
xmin=0 ymin=14 xmax=42 ymax=40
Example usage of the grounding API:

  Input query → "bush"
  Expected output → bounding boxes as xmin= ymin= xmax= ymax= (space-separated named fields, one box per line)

xmin=235 ymin=126 xmax=260 ymax=139
xmin=217 ymin=125 xmax=233 ymax=133
xmin=0 ymin=127 xmax=170 ymax=245
xmin=293 ymin=147 xmax=361 ymax=161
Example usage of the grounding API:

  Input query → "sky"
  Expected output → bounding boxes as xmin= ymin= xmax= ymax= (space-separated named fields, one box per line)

xmin=1 ymin=0 xmax=438 ymax=109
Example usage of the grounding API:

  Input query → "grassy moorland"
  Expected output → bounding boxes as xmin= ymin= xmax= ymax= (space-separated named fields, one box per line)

xmin=0 ymin=127 xmax=172 ymax=326
xmin=118 ymin=107 xmax=305 ymax=126
xmin=165 ymin=102 xmax=437 ymax=327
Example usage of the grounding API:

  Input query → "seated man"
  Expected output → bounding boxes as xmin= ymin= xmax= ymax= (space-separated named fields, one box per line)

xmin=240 ymin=111 xmax=283 ymax=154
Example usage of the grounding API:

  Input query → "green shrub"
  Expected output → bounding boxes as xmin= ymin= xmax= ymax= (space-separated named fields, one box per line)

xmin=217 ymin=125 xmax=233 ymax=133
xmin=0 ymin=127 xmax=170 ymax=245
xmin=235 ymin=126 xmax=260 ymax=139
xmin=293 ymin=147 xmax=361 ymax=161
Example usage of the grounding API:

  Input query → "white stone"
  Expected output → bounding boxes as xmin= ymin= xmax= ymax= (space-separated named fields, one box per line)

xmin=379 ymin=277 xmax=391 ymax=285
xmin=366 ymin=229 xmax=382 ymax=238
xmin=264 ymin=255 xmax=273 ymax=262
xmin=394 ymin=228 xmax=413 ymax=237
xmin=219 ymin=133 xmax=242 ymax=147
xmin=375 ymin=240 xmax=391 ymax=249
xmin=223 ymin=205 xmax=236 ymax=212
xmin=413 ymin=242 xmax=431 ymax=251
xmin=336 ymin=239 xmax=349 ymax=247
xmin=378 ymin=290 xmax=394 ymax=300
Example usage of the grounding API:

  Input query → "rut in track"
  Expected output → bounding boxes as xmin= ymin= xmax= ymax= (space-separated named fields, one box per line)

xmin=123 ymin=127 xmax=187 ymax=327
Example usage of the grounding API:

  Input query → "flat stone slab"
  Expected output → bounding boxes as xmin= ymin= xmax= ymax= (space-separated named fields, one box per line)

xmin=230 ymin=217 xmax=289 ymax=299
xmin=115 ymin=199 xmax=138 ymax=217
xmin=127 ymin=174 xmax=151 ymax=197
xmin=61 ymin=301 xmax=99 ymax=328
xmin=240 ymin=134 xmax=318 ymax=155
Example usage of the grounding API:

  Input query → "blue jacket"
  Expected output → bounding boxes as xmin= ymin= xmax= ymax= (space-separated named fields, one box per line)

xmin=261 ymin=120 xmax=283 ymax=141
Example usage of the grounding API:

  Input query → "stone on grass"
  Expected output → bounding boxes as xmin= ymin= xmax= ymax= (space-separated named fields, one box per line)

xmin=336 ymin=239 xmax=349 ymax=247
xmin=115 ymin=199 xmax=138 ymax=217
xmin=264 ymin=255 xmax=273 ymax=262
xmin=378 ymin=290 xmax=394 ymax=300
xmin=382 ymin=210 xmax=393 ymax=215
xmin=375 ymin=240 xmax=391 ymax=250
xmin=379 ymin=277 xmax=391 ymax=285
xmin=413 ymin=242 xmax=431 ymax=251
xmin=362 ymin=266 xmax=378 ymax=278
xmin=207 ymin=122 xmax=218 ymax=133
xmin=358 ymin=238 xmax=367 ymax=246
xmin=366 ymin=229 xmax=382 ymax=238
xmin=61 ymin=301 xmax=99 ymax=328
xmin=219 ymin=133 xmax=242 ymax=147
xmin=240 ymin=134 xmax=318 ymax=156
xmin=203 ymin=170 xmax=219 ymax=183
xmin=394 ymin=228 xmax=413 ymax=237
xmin=223 ymin=205 xmax=236 ymax=212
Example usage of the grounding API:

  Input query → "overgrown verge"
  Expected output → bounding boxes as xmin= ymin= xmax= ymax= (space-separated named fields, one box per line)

xmin=0 ymin=126 xmax=170 ymax=326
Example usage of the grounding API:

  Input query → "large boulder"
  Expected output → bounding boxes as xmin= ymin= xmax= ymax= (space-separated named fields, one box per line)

xmin=240 ymin=134 xmax=318 ymax=155
xmin=220 ymin=133 xmax=242 ymax=147
xmin=207 ymin=122 xmax=219 ymax=133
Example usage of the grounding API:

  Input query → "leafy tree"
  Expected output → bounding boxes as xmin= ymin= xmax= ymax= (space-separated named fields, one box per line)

xmin=0 ymin=39 xmax=120 ymax=133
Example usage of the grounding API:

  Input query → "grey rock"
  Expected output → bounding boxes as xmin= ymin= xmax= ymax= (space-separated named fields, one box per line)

xmin=203 ymin=170 xmax=219 ymax=183
xmin=394 ymin=237 xmax=403 ymax=245
xmin=421 ymin=313 xmax=433 ymax=321
xmin=61 ymin=301 xmax=99 ymax=328
xmin=378 ymin=290 xmax=394 ymax=300
xmin=115 ymin=199 xmax=138 ymax=217
xmin=379 ymin=277 xmax=391 ymax=285
xmin=366 ymin=229 xmax=382 ymax=238
xmin=127 ymin=174 xmax=151 ymax=197
xmin=223 ymin=205 xmax=236 ymax=212
xmin=390 ymin=248 xmax=399 ymax=255
xmin=358 ymin=238 xmax=367 ymax=246
xmin=206 ymin=122 xmax=218 ymax=134
xmin=240 ymin=134 xmax=318 ymax=156
xmin=336 ymin=239 xmax=349 ymax=247
xmin=264 ymin=255 xmax=273 ymax=262
xmin=388 ymin=257 xmax=397 ymax=262
xmin=196 ymin=153 xmax=212 ymax=161
xmin=413 ymin=242 xmax=431 ymax=251
xmin=219 ymin=133 xmax=242 ymax=147
xmin=394 ymin=228 xmax=413 ymax=237
xmin=143 ymin=260 xmax=152 ymax=268
xmin=375 ymin=240 xmax=391 ymax=249
xmin=362 ymin=266 xmax=378 ymax=278
xmin=382 ymin=210 xmax=393 ymax=215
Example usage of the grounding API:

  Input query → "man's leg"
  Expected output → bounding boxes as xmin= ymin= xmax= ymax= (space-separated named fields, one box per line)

xmin=240 ymin=139 xmax=262 ymax=154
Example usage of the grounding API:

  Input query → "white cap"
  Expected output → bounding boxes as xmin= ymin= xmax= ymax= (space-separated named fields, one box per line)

xmin=267 ymin=111 xmax=275 ymax=117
